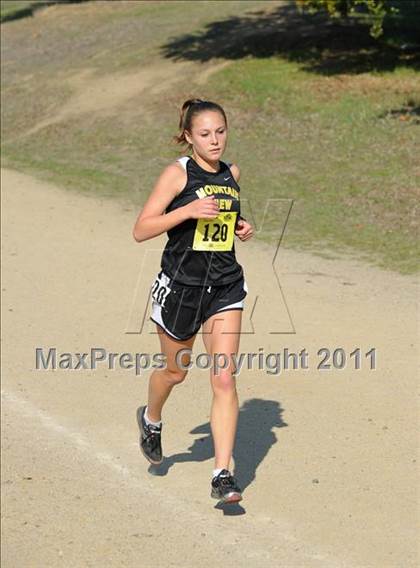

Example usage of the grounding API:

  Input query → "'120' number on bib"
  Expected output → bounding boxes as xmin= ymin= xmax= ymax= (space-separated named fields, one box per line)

xmin=192 ymin=212 xmax=237 ymax=251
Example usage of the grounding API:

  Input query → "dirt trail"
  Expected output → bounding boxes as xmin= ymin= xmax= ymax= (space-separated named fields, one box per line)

xmin=1 ymin=168 xmax=418 ymax=567
xmin=21 ymin=58 xmax=233 ymax=139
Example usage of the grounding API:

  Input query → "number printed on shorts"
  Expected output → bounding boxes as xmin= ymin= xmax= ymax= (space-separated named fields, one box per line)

xmin=151 ymin=275 xmax=171 ymax=307
xmin=193 ymin=212 xmax=237 ymax=252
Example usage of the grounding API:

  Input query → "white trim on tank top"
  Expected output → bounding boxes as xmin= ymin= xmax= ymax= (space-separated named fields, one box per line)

xmin=177 ymin=156 xmax=190 ymax=170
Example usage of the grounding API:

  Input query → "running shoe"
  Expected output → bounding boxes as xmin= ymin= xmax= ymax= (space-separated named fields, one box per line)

xmin=211 ymin=469 xmax=242 ymax=503
xmin=136 ymin=406 xmax=163 ymax=465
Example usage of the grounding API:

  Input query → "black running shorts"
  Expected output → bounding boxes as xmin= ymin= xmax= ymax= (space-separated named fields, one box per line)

xmin=150 ymin=270 xmax=248 ymax=341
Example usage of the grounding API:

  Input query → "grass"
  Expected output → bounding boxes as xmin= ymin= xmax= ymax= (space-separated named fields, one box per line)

xmin=204 ymin=58 xmax=419 ymax=272
xmin=0 ymin=1 xmax=90 ymax=22
xmin=0 ymin=1 xmax=33 ymax=20
xmin=1 ymin=0 xmax=419 ymax=274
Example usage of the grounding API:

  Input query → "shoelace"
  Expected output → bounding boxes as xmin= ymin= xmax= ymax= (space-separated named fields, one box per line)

xmin=218 ymin=474 xmax=237 ymax=488
xmin=144 ymin=424 xmax=161 ymax=445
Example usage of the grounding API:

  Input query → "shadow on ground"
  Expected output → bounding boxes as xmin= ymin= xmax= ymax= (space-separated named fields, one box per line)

xmin=148 ymin=398 xmax=287 ymax=514
xmin=0 ymin=0 xmax=88 ymax=23
xmin=379 ymin=101 xmax=420 ymax=124
xmin=161 ymin=2 xmax=420 ymax=74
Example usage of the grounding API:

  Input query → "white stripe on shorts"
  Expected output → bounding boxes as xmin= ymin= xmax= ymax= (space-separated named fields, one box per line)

xmin=213 ymin=279 xmax=248 ymax=313
xmin=214 ymin=298 xmax=245 ymax=313
xmin=150 ymin=300 xmax=183 ymax=341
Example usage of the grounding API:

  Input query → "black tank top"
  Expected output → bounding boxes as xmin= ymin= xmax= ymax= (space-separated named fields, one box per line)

xmin=161 ymin=156 xmax=244 ymax=286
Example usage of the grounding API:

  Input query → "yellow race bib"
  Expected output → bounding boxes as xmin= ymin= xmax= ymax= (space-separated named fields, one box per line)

xmin=192 ymin=211 xmax=238 ymax=252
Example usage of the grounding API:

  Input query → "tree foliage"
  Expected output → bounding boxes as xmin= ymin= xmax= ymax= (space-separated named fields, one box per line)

xmin=295 ymin=0 xmax=401 ymax=38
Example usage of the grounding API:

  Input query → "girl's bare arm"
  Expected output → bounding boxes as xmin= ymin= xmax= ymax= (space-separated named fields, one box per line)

xmin=132 ymin=164 xmax=189 ymax=243
xmin=133 ymin=163 xmax=220 ymax=243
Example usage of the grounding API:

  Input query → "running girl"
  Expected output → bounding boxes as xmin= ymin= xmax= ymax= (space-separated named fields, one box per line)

xmin=132 ymin=98 xmax=254 ymax=503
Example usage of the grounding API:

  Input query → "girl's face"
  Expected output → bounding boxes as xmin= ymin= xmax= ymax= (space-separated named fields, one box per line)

xmin=185 ymin=110 xmax=227 ymax=161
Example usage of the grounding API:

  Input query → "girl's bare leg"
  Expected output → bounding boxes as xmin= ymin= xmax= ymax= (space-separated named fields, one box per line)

xmin=146 ymin=325 xmax=197 ymax=422
xmin=202 ymin=310 xmax=242 ymax=471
